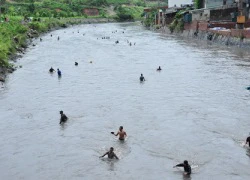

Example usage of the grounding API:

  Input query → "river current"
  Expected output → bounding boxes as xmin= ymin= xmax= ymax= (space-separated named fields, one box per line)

xmin=1 ymin=22 xmax=250 ymax=180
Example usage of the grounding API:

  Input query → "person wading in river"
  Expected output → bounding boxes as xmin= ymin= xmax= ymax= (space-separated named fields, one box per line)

xmin=111 ymin=126 xmax=127 ymax=141
xmin=59 ymin=111 xmax=68 ymax=124
xmin=140 ymin=74 xmax=145 ymax=82
xmin=100 ymin=147 xmax=119 ymax=159
xmin=49 ymin=67 xmax=55 ymax=73
xmin=57 ymin=69 xmax=62 ymax=76
xmin=173 ymin=160 xmax=191 ymax=175
xmin=157 ymin=66 xmax=162 ymax=71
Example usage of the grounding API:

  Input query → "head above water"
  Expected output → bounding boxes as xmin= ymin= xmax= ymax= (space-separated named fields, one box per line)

xmin=60 ymin=111 xmax=63 ymax=114
xmin=184 ymin=160 xmax=188 ymax=165
xmin=110 ymin=147 xmax=114 ymax=151
xmin=141 ymin=74 xmax=143 ymax=76
xmin=119 ymin=126 xmax=123 ymax=130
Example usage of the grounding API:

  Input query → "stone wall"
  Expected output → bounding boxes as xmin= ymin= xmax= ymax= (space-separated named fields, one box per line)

xmin=181 ymin=28 xmax=250 ymax=47
xmin=184 ymin=20 xmax=198 ymax=31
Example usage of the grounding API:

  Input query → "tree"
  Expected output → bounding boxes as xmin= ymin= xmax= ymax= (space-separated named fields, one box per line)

xmin=195 ymin=0 xmax=202 ymax=9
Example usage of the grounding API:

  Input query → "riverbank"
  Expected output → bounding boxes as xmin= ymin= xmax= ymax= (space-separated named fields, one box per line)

xmin=0 ymin=17 xmax=116 ymax=82
xmin=159 ymin=25 xmax=250 ymax=49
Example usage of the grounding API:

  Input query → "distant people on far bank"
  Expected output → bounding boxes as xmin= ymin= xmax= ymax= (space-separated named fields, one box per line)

xmin=173 ymin=160 xmax=191 ymax=176
xmin=157 ymin=66 xmax=162 ymax=71
xmin=140 ymin=74 xmax=145 ymax=82
xmin=49 ymin=67 xmax=55 ymax=73
xmin=100 ymin=147 xmax=119 ymax=159
xmin=245 ymin=133 xmax=250 ymax=147
xmin=57 ymin=69 xmax=61 ymax=76
xmin=59 ymin=111 xmax=68 ymax=125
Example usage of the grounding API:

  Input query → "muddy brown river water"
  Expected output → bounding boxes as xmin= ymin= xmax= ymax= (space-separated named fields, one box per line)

xmin=1 ymin=22 xmax=250 ymax=180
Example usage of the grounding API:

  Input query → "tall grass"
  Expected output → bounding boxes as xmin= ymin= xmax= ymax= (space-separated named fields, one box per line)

xmin=0 ymin=16 xmax=89 ymax=67
xmin=0 ymin=16 xmax=28 ymax=67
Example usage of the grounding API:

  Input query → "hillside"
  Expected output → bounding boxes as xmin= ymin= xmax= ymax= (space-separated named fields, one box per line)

xmin=0 ymin=0 xmax=168 ymax=70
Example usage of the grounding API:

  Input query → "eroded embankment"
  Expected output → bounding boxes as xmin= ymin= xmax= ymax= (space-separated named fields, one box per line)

xmin=160 ymin=26 xmax=250 ymax=48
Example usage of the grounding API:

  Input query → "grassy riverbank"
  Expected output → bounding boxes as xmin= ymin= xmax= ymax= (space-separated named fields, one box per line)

xmin=0 ymin=0 xmax=167 ymax=80
xmin=0 ymin=16 xmax=116 ymax=81
xmin=0 ymin=16 xmax=114 ymax=67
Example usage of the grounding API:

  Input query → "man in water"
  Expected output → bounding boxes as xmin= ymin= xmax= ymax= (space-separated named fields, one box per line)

xmin=49 ymin=67 xmax=55 ymax=73
xmin=157 ymin=66 xmax=162 ymax=71
xmin=140 ymin=74 xmax=145 ymax=82
xmin=112 ymin=126 xmax=127 ymax=141
xmin=173 ymin=160 xmax=191 ymax=175
xmin=246 ymin=133 xmax=250 ymax=147
xmin=57 ymin=69 xmax=61 ymax=76
xmin=59 ymin=111 xmax=68 ymax=124
xmin=100 ymin=147 xmax=119 ymax=159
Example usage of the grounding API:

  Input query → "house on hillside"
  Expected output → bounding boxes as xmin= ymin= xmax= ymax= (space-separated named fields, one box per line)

xmin=83 ymin=8 xmax=99 ymax=16
xmin=143 ymin=6 xmax=169 ymax=26
xmin=164 ymin=7 xmax=188 ymax=25
xmin=168 ymin=0 xmax=193 ymax=7
xmin=203 ymin=0 xmax=235 ymax=8
xmin=190 ymin=0 xmax=237 ymax=22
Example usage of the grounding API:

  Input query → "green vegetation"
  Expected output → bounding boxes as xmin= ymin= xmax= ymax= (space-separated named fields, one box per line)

xmin=0 ymin=16 xmax=27 ymax=67
xmin=0 ymin=0 xmax=167 ymax=68
xmin=169 ymin=10 xmax=185 ymax=33
xmin=115 ymin=5 xmax=144 ymax=21
xmin=194 ymin=0 xmax=202 ymax=9
xmin=0 ymin=16 xmax=87 ymax=67
xmin=143 ymin=8 xmax=157 ymax=27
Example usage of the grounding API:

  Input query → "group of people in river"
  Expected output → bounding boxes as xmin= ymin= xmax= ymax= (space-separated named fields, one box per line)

xmin=99 ymin=126 xmax=127 ymax=160
xmin=49 ymin=62 xmax=79 ymax=76
xmin=49 ymin=67 xmax=61 ymax=76
xmin=47 ymin=29 xmax=250 ymax=177
xmin=58 ymin=109 xmax=191 ymax=175
xmin=139 ymin=66 xmax=162 ymax=82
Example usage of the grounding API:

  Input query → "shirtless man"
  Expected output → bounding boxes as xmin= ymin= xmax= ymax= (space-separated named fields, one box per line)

xmin=112 ymin=126 xmax=127 ymax=141
xmin=100 ymin=147 xmax=119 ymax=159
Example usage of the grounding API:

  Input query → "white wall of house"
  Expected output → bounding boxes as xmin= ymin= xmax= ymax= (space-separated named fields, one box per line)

xmin=168 ymin=0 xmax=193 ymax=7
xmin=205 ymin=0 xmax=234 ymax=8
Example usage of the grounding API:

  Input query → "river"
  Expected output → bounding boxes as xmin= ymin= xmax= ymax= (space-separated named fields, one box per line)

xmin=1 ymin=22 xmax=250 ymax=180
